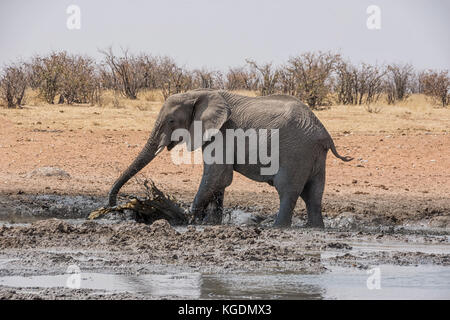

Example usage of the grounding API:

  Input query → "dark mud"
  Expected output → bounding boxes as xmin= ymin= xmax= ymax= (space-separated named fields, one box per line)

xmin=0 ymin=194 xmax=104 ymax=222
xmin=0 ymin=194 xmax=449 ymax=299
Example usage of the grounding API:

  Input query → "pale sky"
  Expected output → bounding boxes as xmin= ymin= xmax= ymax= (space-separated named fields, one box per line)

xmin=0 ymin=0 xmax=449 ymax=71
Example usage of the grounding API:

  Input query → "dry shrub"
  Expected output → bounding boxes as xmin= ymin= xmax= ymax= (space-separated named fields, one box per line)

xmin=156 ymin=56 xmax=191 ymax=100
xmin=385 ymin=64 xmax=414 ymax=104
xmin=226 ymin=67 xmax=259 ymax=91
xmin=29 ymin=51 xmax=99 ymax=105
xmin=100 ymin=48 xmax=147 ymax=100
xmin=246 ymin=60 xmax=279 ymax=96
xmin=284 ymin=51 xmax=339 ymax=109
xmin=2 ymin=48 xmax=448 ymax=112
xmin=335 ymin=61 xmax=385 ymax=106
xmin=0 ymin=62 xmax=28 ymax=108
xmin=419 ymin=70 xmax=449 ymax=107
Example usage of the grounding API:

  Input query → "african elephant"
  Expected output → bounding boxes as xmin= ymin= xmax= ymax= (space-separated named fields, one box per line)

xmin=108 ymin=89 xmax=352 ymax=228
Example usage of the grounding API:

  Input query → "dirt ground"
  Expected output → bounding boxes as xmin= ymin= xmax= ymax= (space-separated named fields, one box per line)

xmin=1 ymin=102 xmax=449 ymax=226
xmin=0 ymin=98 xmax=449 ymax=299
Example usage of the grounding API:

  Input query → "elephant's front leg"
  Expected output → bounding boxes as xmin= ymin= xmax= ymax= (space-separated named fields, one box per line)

xmin=190 ymin=163 xmax=233 ymax=224
xmin=203 ymin=190 xmax=225 ymax=224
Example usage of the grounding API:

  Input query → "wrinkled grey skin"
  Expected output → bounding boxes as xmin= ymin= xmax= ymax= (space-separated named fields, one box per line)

xmin=108 ymin=89 xmax=352 ymax=228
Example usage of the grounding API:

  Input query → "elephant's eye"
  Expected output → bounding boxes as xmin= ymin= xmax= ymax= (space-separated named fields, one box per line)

xmin=168 ymin=119 xmax=175 ymax=124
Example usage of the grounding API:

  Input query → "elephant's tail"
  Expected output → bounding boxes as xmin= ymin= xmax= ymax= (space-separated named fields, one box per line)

xmin=328 ymin=139 xmax=353 ymax=162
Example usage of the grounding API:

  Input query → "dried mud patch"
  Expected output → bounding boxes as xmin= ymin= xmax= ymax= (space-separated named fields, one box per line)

xmin=0 ymin=219 xmax=326 ymax=273
xmin=328 ymin=251 xmax=450 ymax=269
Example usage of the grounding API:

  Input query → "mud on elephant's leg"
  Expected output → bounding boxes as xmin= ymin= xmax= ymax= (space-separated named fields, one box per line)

xmin=203 ymin=190 xmax=225 ymax=224
xmin=190 ymin=190 xmax=224 ymax=224
xmin=301 ymin=170 xmax=326 ymax=228
xmin=273 ymin=193 xmax=299 ymax=228
xmin=190 ymin=163 xmax=233 ymax=225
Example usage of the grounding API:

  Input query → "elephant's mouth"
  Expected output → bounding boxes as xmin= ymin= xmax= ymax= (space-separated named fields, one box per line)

xmin=167 ymin=140 xmax=177 ymax=151
xmin=167 ymin=134 xmax=185 ymax=151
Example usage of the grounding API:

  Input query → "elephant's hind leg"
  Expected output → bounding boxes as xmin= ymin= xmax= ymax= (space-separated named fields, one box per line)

xmin=272 ymin=168 xmax=305 ymax=228
xmin=273 ymin=193 xmax=300 ymax=227
xmin=300 ymin=167 xmax=326 ymax=228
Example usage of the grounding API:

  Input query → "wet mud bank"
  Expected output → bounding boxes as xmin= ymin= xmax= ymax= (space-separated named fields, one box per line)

xmin=1 ymin=193 xmax=449 ymax=230
xmin=0 ymin=194 xmax=105 ymax=223
xmin=0 ymin=193 xmax=449 ymax=299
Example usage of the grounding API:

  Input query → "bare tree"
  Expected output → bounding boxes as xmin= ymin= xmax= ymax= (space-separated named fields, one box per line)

xmin=0 ymin=62 xmax=28 ymax=108
xmin=156 ymin=56 xmax=191 ymax=100
xmin=193 ymin=69 xmax=219 ymax=88
xmin=419 ymin=70 xmax=449 ymax=107
xmin=30 ymin=51 xmax=100 ymax=105
xmin=59 ymin=55 xmax=99 ymax=104
xmin=225 ymin=67 xmax=258 ymax=91
xmin=335 ymin=61 xmax=385 ymax=105
xmin=385 ymin=63 xmax=414 ymax=104
xmin=357 ymin=63 xmax=386 ymax=105
xmin=334 ymin=60 xmax=357 ymax=105
xmin=100 ymin=48 xmax=146 ymax=99
xmin=285 ymin=51 xmax=339 ymax=108
xmin=29 ymin=52 xmax=68 ymax=104
xmin=246 ymin=60 xmax=279 ymax=96
xmin=278 ymin=65 xmax=296 ymax=96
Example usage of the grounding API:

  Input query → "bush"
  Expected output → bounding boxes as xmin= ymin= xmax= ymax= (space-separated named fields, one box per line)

xmin=59 ymin=55 xmax=100 ymax=104
xmin=0 ymin=62 xmax=28 ymax=108
xmin=156 ymin=56 xmax=192 ymax=100
xmin=29 ymin=52 xmax=66 ymax=104
xmin=284 ymin=51 xmax=339 ymax=109
xmin=246 ymin=60 xmax=279 ymax=96
xmin=385 ymin=64 xmax=414 ymax=104
xmin=335 ymin=61 xmax=385 ymax=105
xmin=225 ymin=67 xmax=259 ymax=91
xmin=419 ymin=70 xmax=449 ymax=107
xmin=29 ymin=51 xmax=99 ymax=104
xmin=1 ymin=48 xmax=448 ymax=109
xmin=100 ymin=48 xmax=149 ymax=99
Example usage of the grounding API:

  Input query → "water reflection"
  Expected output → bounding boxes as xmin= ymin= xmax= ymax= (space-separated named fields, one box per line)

xmin=0 ymin=271 xmax=324 ymax=299
xmin=0 ymin=265 xmax=449 ymax=299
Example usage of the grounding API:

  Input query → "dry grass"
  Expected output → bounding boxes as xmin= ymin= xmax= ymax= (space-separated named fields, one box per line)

xmin=1 ymin=91 xmax=448 ymax=134
xmin=316 ymin=94 xmax=449 ymax=134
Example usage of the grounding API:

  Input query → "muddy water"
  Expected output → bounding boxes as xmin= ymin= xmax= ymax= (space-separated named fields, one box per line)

xmin=1 ymin=263 xmax=449 ymax=299
xmin=0 ymin=237 xmax=449 ymax=299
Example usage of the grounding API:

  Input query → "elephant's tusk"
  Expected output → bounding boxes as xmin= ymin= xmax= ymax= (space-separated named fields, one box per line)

xmin=155 ymin=146 xmax=164 ymax=156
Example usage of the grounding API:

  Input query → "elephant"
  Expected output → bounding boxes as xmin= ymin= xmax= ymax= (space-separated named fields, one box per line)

xmin=108 ymin=89 xmax=353 ymax=228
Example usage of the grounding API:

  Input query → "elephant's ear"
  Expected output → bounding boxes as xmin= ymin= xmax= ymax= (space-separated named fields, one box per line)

xmin=187 ymin=92 xmax=231 ymax=151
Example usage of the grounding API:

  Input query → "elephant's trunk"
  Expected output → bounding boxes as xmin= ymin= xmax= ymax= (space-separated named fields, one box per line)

xmin=108 ymin=132 xmax=161 ymax=207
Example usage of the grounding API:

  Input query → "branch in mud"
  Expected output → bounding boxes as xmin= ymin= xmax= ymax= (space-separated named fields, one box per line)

xmin=88 ymin=179 xmax=188 ymax=225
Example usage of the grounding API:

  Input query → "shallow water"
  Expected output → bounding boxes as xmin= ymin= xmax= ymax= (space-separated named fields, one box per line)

xmin=0 ymin=264 xmax=449 ymax=299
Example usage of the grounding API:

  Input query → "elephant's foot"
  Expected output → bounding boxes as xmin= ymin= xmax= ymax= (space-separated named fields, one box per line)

xmin=203 ymin=210 xmax=222 ymax=225
xmin=200 ymin=200 xmax=223 ymax=225
xmin=189 ymin=205 xmax=205 ymax=224
xmin=189 ymin=207 xmax=223 ymax=225
xmin=305 ymin=217 xmax=325 ymax=228
xmin=273 ymin=217 xmax=292 ymax=228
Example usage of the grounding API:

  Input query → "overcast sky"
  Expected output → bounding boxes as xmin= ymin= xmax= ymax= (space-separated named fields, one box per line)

xmin=0 ymin=0 xmax=449 ymax=71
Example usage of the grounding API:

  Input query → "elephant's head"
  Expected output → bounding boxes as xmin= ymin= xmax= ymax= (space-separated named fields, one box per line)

xmin=107 ymin=90 xmax=231 ymax=206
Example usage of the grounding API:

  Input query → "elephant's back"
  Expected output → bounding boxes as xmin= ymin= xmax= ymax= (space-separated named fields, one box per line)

xmin=230 ymin=97 xmax=331 ymax=145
